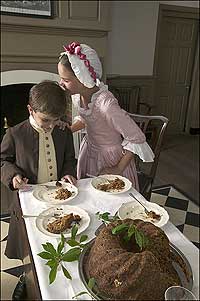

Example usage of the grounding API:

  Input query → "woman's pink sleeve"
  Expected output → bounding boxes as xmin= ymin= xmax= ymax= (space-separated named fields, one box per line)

xmin=104 ymin=100 xmax=146 ymax=144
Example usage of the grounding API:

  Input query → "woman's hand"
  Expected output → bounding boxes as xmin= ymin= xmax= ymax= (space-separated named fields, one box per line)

xmin=61 ymin=175 xmax=77 ymax=185
xmin=12 ymin=175 xmax=29 ymax=189
xmin=56 ymin=119 xmax=85 ymax=133
xmin=56 ymin=120 xmax=71 ymax=131
xmin=99 ymin=150 xmax=134 ymax=176
xmin=70 ymin=120 xmax=85 ymax=133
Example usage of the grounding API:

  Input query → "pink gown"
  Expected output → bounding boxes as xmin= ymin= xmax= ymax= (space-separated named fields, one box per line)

xmin=75 ymin=85 xmax=149 ymax=191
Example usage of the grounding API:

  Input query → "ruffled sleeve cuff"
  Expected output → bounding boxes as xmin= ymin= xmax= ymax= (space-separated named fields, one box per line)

xmin=122 ymin=140 xmax=155 ymax=162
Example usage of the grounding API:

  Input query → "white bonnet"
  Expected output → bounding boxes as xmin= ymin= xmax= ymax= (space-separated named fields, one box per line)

xmin=60 ymin=42 xmax=102 ymax=88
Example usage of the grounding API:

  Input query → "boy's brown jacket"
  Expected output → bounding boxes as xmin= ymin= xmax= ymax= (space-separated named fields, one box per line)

xmin=1 ymin=119 xmax=76 ymax=260
xmin=1 ymin=119 xmax=76 ymax=189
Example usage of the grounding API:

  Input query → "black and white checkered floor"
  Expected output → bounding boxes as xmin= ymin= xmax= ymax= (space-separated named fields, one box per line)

xmin=150 ymin=185 xmax=199 ymax=249
xmin=1 ymin=185 xmax=199 ymax=300
xmin=1 ymin=216 xmax=24 ymax=300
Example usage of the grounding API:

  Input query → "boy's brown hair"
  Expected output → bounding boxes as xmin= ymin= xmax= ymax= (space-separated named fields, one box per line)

xmin=29 ymin=80 xmax=68 ymax=118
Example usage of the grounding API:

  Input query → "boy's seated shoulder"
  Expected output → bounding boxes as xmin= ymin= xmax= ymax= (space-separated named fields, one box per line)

xmin=7 ymin=119 xmax=30 ymax=133
xmin=6 ymin=120 xmax=72 ymax=139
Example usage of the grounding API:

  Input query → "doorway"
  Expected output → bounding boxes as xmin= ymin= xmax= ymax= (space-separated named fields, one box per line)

xmin=154 ymin=4 xmax=199 ymax=133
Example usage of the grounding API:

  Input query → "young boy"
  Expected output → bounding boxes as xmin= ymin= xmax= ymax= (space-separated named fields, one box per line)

xmin=1 ymin=80 xmax=76 ymax=260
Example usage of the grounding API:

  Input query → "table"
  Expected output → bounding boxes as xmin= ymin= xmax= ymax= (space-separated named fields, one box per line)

xmin=19 ymin=179 xmax=199 ymax=300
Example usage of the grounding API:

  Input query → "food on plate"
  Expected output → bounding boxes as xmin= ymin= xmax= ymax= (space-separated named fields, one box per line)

xmin=118 ymin=201 xmax=167 ymax=226
xmin=146 ymin=210 xmax=161 ymax=221
xmin=56 ymin=181 xmax=62 ymax=187
xmin=46 ymin=213 xmax=81 ymax=234
xmin=96 ymin=177 xmax=125 ymax=192
xmin=55 ymin=188 xmax=72 ymax=200
xmin=84 ymin=219 xmax=188 ymax=300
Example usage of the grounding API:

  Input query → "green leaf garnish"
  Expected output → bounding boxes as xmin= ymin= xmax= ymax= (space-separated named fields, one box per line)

xmin=57 ymin=233 xmax=65 ymax=254
xmin=135 ymin=230 xmax=149 ymax=250
xmin=96 ymin=211 xmax=120 ymax=223
xmin=100 ymin=212 xmax=111 ymax=221
xmin=61 ymin=264 xmax=72 ymax=280
xmin=49 ymin=264 xmax=58 ymax=284
xmin=112 ymin=223 xmax=129 ymax=235
xmin=127 ymin=224 xmax=135 ymax=238
xmin=37 ymin=251 xmax=54 ymax=260
xmin=66 ymin=238 xmax=80 ymax=247
xmin=42 ymin=242 xmax=57 ymax=256
xmin=88 ymin=277 xmax=96 ymax=290
xmin=45 ymin=259 xmax=57 ymax=268
xmin=38 ymin=224 xmax=88 ymax=284
xmin=61 ymin=232 xmax=65 ymax=244
xmin=62 ymin=247 xmax=82 ymax=262
xmin=135 ymin=228 xmax=143 ymax=250
xmin=112 ymin=223 xmax=149 ymax=250
xmin=80 ymin=234 xmax=88 ymax=243
xmin=71 ymin=224 xmax=78 ymax=240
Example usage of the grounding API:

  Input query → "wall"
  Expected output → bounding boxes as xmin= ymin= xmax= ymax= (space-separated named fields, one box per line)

xmin=186 ymin=35 xmax=199 ymax=130
xmin=1 ymin=0 xmax=110 ymax=76
xmin=160 ymin=1 xmax=199 ymax=8
xmin=1 ymin=1 xmax=111 ymax=31
xmin=107 ymin=1 xmax=159 ymax=76
xmin=107 ymin=1 xmax=199 ymax=76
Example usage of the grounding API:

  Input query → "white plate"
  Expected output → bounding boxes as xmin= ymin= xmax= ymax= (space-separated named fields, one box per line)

xmin=36 ymin=205 xmax=90 ymax=238
xmin=91 ymin=175 xmax=132 ymax=194
xmin=118 ymin=200 xmax=169 ymax=227
xmin=32 ymin=181 xmax=78 ymax=205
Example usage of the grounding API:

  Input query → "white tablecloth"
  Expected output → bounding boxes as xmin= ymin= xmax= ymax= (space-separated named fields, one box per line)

xmin=19 ymin=179 xmax=199 ymax=300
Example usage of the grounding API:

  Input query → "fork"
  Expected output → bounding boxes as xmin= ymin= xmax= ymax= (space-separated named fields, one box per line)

xmin=86 ymin=173 xmax=111 ymax=184
xmin=22 ymin=184 xmax=57 ymax=190
xmin=22 ymin=213 xmax=62 ymax=218
xmin=22 ymin=214 xmax=54 ymax=218
xmin=128 ymin=192 xmax=151 ymax=215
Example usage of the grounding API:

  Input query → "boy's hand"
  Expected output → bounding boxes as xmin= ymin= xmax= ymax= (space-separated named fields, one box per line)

xmin=61 ymin=175 xmax=77 ymax=185
xmin=12 ymin=175 xmax=29 ymax=189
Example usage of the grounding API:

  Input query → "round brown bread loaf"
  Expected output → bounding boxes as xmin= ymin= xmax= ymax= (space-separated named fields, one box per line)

xmin=84 ymin=219 xmax=180 ymax=300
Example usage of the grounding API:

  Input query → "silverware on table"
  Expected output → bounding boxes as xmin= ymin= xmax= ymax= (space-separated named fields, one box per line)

xmin=22 ymin=213 xmax=62 ymax=219
xmin=22 ymin=214 xmax=52 ymax=218
xmin=40 ymin=185 xmax=57 ymax=189
xmin=86 ymin=173 xmax=110 ymax=184
xmin=23 ymin=181 xmax=63 ymax=190
xmin=21 ymin=184 xmax=57 ymax=190
xmin=128 ymin=192 xmax=151 ymax=215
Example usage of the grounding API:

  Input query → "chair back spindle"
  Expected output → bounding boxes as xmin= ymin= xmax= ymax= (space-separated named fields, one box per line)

xmin=128 ymin=113 xmax=169 ymax=200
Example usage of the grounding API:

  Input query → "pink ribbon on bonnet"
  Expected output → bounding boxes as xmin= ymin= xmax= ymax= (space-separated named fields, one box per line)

xmin=63 ymin=42 xmax=97 ymax=81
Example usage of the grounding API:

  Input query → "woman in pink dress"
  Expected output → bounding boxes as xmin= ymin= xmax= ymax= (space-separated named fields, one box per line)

xmin=58 ymin=42 xmax=154 ymax=191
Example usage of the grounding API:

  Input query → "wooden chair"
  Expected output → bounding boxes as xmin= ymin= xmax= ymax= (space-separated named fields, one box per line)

xmin=109 ymin=85 xmax=154 ymax=115
xmin=128 ymin=113 xmax=169 ymax=201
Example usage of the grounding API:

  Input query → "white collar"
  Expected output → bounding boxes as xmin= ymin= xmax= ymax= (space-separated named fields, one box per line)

xmin=29 ymin=115 xmax=53 ymax=134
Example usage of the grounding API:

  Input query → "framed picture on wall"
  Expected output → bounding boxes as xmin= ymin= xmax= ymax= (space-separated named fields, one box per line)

xmin=0 ymin=1 xmax=54 ymax=18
